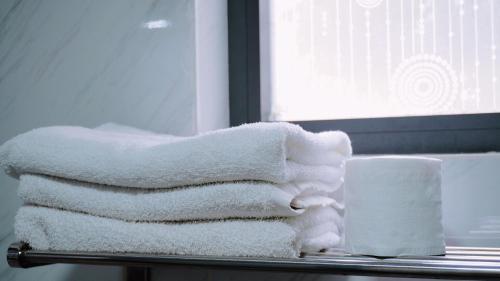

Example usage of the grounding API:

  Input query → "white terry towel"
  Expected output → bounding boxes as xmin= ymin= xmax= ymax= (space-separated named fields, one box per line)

xmin=0 ymin=122 xmax=351 ymax=188
xmin=15 ymin=205 xmax=342 ymax=258
xmin=19 ymin=174 xmax=343 ymax=221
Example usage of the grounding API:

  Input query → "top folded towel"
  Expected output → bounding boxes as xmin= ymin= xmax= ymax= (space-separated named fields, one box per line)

xmin=0 ymin=122 xmax=351 ymax=188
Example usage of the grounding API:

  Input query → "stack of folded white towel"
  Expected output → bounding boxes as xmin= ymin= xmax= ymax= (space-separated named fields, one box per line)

xmin=0 ymin=122 xmax=351 ymax=258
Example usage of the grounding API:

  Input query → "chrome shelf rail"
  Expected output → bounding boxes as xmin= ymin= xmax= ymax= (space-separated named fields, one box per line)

xmin=7 ymin=242 xmax=500 ymax=281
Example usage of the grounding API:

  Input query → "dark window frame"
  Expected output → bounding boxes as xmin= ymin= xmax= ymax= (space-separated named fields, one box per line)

xmin=228 ymin=0 xmax=500 ymax=154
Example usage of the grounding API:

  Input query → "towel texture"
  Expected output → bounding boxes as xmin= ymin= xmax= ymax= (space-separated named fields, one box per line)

xmin=19 ymin=174 xmax=342 ymax=221
xmin=5 ymin=122 xmax=351 ymax=257
xmin=0 ymin=122 xmax=351 ymax=188
xmin=15 ymin=205 xmax=341 ymax=257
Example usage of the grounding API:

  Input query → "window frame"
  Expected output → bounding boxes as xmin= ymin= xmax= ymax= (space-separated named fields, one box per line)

xmin=228 ymin=0 xmax=500 ymax=154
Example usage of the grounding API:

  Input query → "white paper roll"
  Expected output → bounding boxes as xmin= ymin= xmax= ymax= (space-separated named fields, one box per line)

xmin=344 ymin=156 xmax=445 ymax=257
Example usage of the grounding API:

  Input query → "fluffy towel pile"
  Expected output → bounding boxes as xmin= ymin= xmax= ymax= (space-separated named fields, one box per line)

xmin=0 ymin=122 xmax=351 ymax=258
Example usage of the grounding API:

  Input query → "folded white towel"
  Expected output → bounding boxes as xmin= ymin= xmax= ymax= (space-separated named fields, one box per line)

xmin=19 ymin=174 xmax=343 ymax=221
xmin=0 ymin=122 xmax=351 ymax=188
xmin=15 ymin=205 xmax=342 ymax=258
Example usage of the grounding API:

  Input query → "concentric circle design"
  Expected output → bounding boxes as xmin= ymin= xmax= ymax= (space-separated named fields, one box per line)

xmin=356 ymin=0 xmax=384 ymax=9
xmin=391 ymin=54 xmax=458 ymax=113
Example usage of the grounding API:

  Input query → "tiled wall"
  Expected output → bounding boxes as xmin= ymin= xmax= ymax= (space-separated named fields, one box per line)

xmin=0 ymin=0 xmax=201 ymax=280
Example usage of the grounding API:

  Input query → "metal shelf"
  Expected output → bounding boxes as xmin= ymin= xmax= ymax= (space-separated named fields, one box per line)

xmin=7 ymin=242 xmax=500 ymax=281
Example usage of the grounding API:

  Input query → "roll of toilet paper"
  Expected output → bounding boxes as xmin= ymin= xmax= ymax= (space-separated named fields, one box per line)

xmin=344 ymin=156 xmax=445 ymax=257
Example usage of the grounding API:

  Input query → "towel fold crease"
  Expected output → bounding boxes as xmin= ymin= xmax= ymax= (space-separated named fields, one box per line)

xmin=15 ymin=205 xmax=340 ymax=258
xmin=19 ymin=174 xmax=343 ymax=222
xmin=0 ymin=122 xmax=352 ymax=257
xmin=0 ymin=122 xmax=351 ymax=188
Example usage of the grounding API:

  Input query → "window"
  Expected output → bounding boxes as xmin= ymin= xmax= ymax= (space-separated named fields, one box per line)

xmin=261 ymin=0 xmax=500 ymax=121
xmin=228 ymin=0 xmax=500 ymax=154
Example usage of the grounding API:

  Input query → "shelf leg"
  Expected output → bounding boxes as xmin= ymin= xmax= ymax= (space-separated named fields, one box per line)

xmin=125 ymin=266 xmax=150 ymax=281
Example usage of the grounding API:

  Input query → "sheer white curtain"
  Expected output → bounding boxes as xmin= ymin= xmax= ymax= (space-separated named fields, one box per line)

xmin=260 ymin=0 xmax=500 ymax=121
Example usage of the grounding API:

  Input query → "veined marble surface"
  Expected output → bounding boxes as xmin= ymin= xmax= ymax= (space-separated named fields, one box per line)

xmin=0 ymin=0 xmax=197 ymax=137
xmin=0 ymin=0 xmax=198 ymax=280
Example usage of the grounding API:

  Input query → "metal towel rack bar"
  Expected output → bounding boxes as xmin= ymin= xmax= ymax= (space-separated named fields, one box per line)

xmin=7 ymin=242 xmax=500 ymax=281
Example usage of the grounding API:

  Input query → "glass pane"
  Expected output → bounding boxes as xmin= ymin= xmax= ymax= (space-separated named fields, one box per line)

xmin=260 ymin=0 xmax=500 ymax=121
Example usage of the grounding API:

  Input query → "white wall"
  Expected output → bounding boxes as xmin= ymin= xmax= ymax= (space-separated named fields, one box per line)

xmin=194 ymin=0 xmax=229 ymax=133
xmin=434 ymin=153 xmax=500 ymax=247
xmin=0 ymin=0 xmax=228 ymax=280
